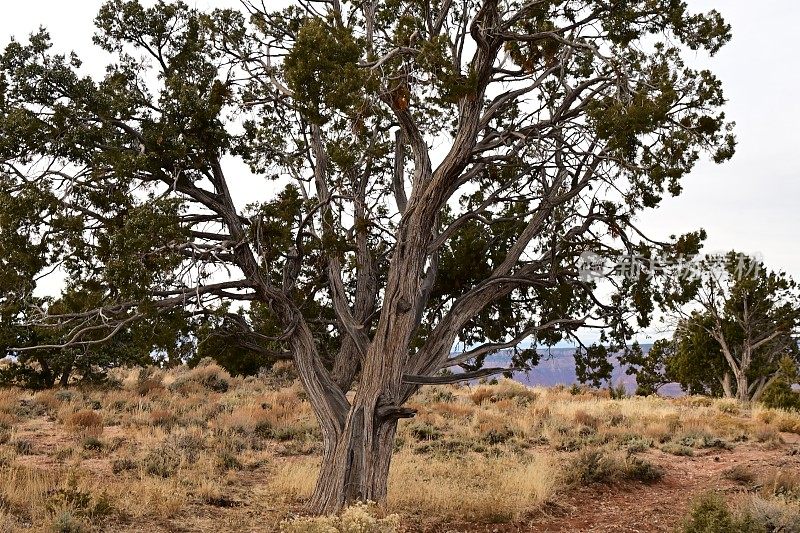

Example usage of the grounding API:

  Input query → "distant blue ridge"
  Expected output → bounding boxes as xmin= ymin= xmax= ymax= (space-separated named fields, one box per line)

xmin=456 ymin=344 xmax=685 ymax=396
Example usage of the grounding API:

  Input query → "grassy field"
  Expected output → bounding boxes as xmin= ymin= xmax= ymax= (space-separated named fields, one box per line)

xmin=0 ymin=361 xmax=798 ymax=532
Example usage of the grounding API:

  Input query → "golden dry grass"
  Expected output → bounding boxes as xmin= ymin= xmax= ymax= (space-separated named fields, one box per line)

xmin=0 ymin=367 xmax=797 ymax=532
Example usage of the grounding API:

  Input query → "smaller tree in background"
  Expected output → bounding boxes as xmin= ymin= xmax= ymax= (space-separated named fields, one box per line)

xmin=629 ymin=253 xmax=800 ymax=402
xmin=0 ymin=288 xmax=191 ymax=388
xmin=759 ymin=356 xmax=800 ymax=410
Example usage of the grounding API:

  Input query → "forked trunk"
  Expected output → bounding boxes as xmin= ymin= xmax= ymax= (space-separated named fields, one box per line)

xmin=308 ymin=393 xmax=399 ymax=515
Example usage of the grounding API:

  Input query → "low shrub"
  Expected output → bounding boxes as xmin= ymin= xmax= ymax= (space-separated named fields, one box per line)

xmin=81 ymin=436 xmax=103 ymax=451
xmin=622 ymin=436 xmax=653 ymax=455
xmin=216 ymin=450 xmax=243 ymax=471
xmin=12 ymin=439 xmax=34 ymax=455
xmin=568 ymin=448 xmax=663 ymax=485
xmin=623 ymin=457 xmax=664 ymax=483
xmin=661 ymin=443 xmax=694 ymax=456
xmin=676 ymin=432 xmax=732 ymax=450
xmin=142 ymin=445 xmax=182 ymax=478
xmin=747 ymin=495 xmax=800 ymax=531
xmin=111 ymin=457 xmax=137 ymax=475
xmin=50 ymin=510 xmax=85 ymax=533
xmin=483 ymin=427 xmax=515 ymax=445
xmin=682 ymin=493 xmax=737 ymax=533
xmin=408 ymin=422 xmax=443 ymax=441
xmin=568 ymin=448 xmax=617 ymax=484
xmin=681 ymin=493 xmax=761 ymax=533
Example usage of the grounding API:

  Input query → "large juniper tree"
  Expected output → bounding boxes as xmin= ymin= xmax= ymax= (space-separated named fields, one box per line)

xmin=0 ymin=0 xmax=734 ymax=512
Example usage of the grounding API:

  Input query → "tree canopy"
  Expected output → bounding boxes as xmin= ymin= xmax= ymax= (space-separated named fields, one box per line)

xmin=0 ymin=0 xmax=734 ymax=512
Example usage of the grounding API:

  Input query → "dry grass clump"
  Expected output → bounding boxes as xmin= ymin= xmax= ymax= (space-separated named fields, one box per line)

xmin=0 ymin=412 xmax=15 ymax=431
xmin=0 ymin=465 xmax=56 ymax=520
xmin=760 ymin=469 xmax=800 ymax=500
xmin=390 ymin=451 xmax=559 ymax=521
xmin=149 ymin=408 xmax=177 ymax=429
xmin=128 ymin=367 xmax=166 ymax=396
xmin=259 ymin=360 xmax=298 ymax=390
xmin=63 ymin=411 xmax=103 ymax=434
xmin=106 ymin=477 xmax=187 ymax=519
xmin=282 ymin=501 xmax=400 ymax=533
xmin=169 ymin=360 xmax=231 ymax=394
xmin=0 ymin=389 xmax=22 ymax=415
xmin=269 ymin=451 xmax=560 ymax=522
xmin=722 ymin=464 xmax=756 ymax=485
xmin=470 ymin=380 xmax=538 ymax=406
xmin=754 ymin=406 xmax=800 ymax=434
xmin=566 ymin=447 xmax=664 ymax=485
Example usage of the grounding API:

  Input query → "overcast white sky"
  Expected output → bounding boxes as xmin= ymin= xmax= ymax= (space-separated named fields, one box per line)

xmin=1 ymin=1 xmax=798 ymax=306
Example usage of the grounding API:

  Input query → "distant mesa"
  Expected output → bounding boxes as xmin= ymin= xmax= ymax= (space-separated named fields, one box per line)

xmin=476 ymin=344 xmax=684 ymax=396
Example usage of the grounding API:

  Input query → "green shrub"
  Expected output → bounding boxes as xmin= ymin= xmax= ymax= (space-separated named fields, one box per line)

xmin=55 ymin=390 xmax=77 ymax=403
xmin=431 ymin=389 xmax=456 ymax=403
xmin=408 ymin=422 xmax=443 ymax=441
xmin=569 ymin=448 xmax=663 ymax=485
xmin=622 ymin=436 xmax=653 ymax=455
xmin=50 ymin=511 xmax=85 ymax=533
xmin=47 ymin=474 xmax=112 ymax=519
xmin=677 ymin=433 xmax=731 ymax=450
xmin=82 ymin=437 xmax=103 ymax=451
xmin=661 ymin=443 xmax=695 ymax=456
xmin=682 ymin=493 xmax=762 ymax=533
xmin=609 ymin=383 xmax=628 ymax=400
xmin=623 ymin=457 xmax=665 ymax=483
xmin=483 ymin=427 xmax=515 ymax=445
xmin=569 ymin=448 xmax=617 ymax=484
xmin=142 ymin=445 xmax=182 ymax=478
xmin=217 ymin=450 xmax=243 ymax=471
xmin=683 ymin=493 xmax=737 ymax=533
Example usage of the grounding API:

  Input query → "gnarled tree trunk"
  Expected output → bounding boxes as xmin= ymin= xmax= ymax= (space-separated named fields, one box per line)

xmin=308 ymin=394 xmax=400 ymax=514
